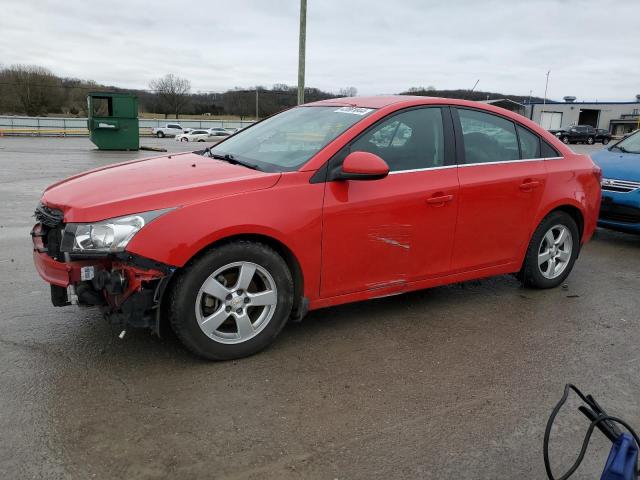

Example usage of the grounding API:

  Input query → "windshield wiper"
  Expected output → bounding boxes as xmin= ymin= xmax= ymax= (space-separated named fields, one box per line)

xmin=207 ymin=151 xmax=260 ymax=170
xmin=618 ymin=146 xmax=633 ymax=153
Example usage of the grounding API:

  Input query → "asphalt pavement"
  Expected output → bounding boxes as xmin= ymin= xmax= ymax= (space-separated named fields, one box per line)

xmin=1 ymin=137 xmax=639 ymax=479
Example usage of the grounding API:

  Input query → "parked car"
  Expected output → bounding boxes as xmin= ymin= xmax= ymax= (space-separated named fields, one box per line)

xmin=31 ymin=96 xmax=601 ymax=360
xmin=175 ymin=130 xmax=211 ymax=142
xmin=152 ymin=123 xmax=187 ymax=138
xmin=550 ymin=125 xmax=597 ymax=145
xmin=209 ymin=127 xmax=232 ymax=137
xmin=595 ymin=128 xmax=612 ymax=145
xmin=591 ymin=130 xmax=640 ymax=234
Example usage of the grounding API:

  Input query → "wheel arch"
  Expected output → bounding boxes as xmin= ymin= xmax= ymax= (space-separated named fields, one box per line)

xmin=550 ymin=204 xmax=584 ymax=240
xmin=515 ymin=202 xmax=585 ymax=279
xmin=535 ymin=201 xmax=585 ymax=243
xmin=180 ymin=232 xmax=306 ymax=318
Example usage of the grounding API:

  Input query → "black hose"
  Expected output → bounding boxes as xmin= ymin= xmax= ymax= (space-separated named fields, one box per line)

xmin=543 ymin=384 xmax=640 ymax=480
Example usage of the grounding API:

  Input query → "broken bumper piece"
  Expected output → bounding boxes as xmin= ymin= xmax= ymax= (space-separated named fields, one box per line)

xmin=32 ymin=222 xmax=175 ymax=331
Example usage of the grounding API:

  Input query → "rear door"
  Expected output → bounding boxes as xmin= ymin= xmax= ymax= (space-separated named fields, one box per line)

xmin=320 ymin=106 xmax=459 ymax=298
xmin=450 ymin=108 xmax=547 ymax=271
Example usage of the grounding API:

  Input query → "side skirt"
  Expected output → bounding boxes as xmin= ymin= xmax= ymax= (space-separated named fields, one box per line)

xmin=308 ymin=261 xmax=521 ymax=310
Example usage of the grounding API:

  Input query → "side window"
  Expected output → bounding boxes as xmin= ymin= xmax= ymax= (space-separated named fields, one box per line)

xmin=517 ymin=125 xmax=541 ymax=159
xmin=541 ymin=140 xmax=560 ymax=158
xmin=350 ymin=108 xmax=445 ymax=172
xmin=458 ymin=109 xmax=519 ymax=163
xmin=169 ymin=124 xmax=180 ymax=130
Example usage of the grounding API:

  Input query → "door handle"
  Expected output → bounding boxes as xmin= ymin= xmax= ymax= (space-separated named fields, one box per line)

xmin=519 ymin=180 xmax=540 ymax=191
xmin=426 ymin=194 xmax=454 ymax=206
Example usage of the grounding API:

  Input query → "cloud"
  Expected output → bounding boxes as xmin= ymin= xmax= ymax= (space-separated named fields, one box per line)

xmin=1 ymin=0 xmax=638 ymax=100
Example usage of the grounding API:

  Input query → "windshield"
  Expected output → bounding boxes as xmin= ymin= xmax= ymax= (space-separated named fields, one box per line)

xmin=208 ymin=106 xmax=375 ymax=171
xmin=613 ymin=130 xmax=640 ymax=154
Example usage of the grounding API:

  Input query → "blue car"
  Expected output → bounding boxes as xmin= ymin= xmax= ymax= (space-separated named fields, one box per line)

xmin=591 ymin=130 xmax=640 ymax=234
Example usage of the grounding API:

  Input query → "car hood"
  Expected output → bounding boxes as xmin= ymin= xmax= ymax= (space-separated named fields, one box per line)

xmin=41 ymin=152 xmax=281 ymax=223
xmin=591 ymin=148 xmax=640 ymax=183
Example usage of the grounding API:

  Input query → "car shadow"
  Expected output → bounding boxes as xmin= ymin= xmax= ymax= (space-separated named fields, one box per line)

xmin=591 ymin=227 xmax=640 ymax=249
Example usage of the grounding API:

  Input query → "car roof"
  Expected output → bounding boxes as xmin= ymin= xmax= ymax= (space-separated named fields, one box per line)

xmin=305 ymin=95 xmax=551 ymax=129
xmin=305 ymin=95 xmax=526 ymax=112
xmin=300 ymin=95 xmax=573 ymax=169
xmin=306 ymin=95 xmax=420 ymax=109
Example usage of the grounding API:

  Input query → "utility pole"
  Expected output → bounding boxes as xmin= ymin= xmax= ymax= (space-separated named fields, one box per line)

xmin=297 ymin=0 xmax=307 ymax=105
xmin=255 ymin=88 xmax=259 ymax=120
xmin=541 ymin=70 xmax=550 ymax=127
xmin=470 ymin=79 xmax=479 ymax=92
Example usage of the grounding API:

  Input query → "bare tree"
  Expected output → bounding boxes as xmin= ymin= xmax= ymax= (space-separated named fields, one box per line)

xmin=2 ymin=65 xmax=62 ymax=115
xmin=338 ymin=86 xmax=358 ymax=97
xmin=149 ymin=74 xmax=191 ymax=118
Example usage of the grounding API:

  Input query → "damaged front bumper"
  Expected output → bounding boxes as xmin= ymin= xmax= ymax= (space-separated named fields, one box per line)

xmin=32 ymin=222 xmax=175 ymax=334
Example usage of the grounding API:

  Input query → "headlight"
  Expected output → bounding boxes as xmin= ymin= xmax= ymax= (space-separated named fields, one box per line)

xmin=555 ymin=132 xmax=561 ymax=136
xmin=61 ymin=208 xmax=172 ymax=254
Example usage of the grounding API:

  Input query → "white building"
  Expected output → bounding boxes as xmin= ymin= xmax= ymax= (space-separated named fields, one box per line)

xmin=525 ymin=98 xmax=640 ymax=136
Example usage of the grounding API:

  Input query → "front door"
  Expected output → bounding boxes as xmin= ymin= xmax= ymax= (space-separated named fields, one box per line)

xmin=451 ymin=108 xmax=547 ymax=271
xmin=320 ymin=107 xmax=459 ymax=298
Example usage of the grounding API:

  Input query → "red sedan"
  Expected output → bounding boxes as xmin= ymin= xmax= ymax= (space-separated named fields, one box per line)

xmin=32 ymin=96 xmax=602 ymax=360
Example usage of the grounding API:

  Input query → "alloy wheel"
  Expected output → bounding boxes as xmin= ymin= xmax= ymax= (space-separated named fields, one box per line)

xmin=537 ymin=225 xmax=573 ymax=279
xmin=195 ymin=262 xmax=278 ymax=344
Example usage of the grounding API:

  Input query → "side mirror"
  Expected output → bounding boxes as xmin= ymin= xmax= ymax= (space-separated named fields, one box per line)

xmin=335 ymin=151 xmax=390 ymax=181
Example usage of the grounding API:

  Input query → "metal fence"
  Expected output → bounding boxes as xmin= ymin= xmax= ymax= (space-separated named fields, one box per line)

xmin=0 ymin=115 xmax=256 ymax=136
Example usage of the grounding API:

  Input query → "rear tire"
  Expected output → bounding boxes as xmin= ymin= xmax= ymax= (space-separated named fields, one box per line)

xmin=156 ymin=131 xmax=165 ymax=138
xmin=602 ymin=138 xmax=610 ymax=145
xmin=169 ymin=241 xmax=294 ymax=360
xmin=519 ymin=211 xmax=580 ymax=289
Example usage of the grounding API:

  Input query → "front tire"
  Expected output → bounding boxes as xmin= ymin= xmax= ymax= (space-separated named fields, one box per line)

xmin=587 ymin=136 xmax=594 ymax=145
xmin=169 ymin=241 xmax=294 ymax=360
xmin=156 ymin=131 xmax=165 ymax=138
xmin=180 ymin=137 xmax=188 ymax=142
xmin=602 ymin=138 xmax=610 ymax=145
xmin=519 ymin=211 xmax=580 ymax=289
xmin=561 ymin=136 xmax=570 ymax=144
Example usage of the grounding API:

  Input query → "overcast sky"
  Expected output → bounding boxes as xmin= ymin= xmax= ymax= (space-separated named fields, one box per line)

xmin=2 ymin=0 xmax=639 ymax=101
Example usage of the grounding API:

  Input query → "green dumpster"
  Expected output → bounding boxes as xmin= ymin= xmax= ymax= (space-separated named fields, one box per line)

xmin=87 ymin=92 xmax=139 ymax=150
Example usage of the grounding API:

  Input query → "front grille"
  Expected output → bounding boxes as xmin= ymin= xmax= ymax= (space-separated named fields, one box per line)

xmin=600 ymin=202 xmax=640 ymax=224
xmin=34 ymin=203 xmax=64 ymax=227
xmin=601 ymin=178 xmax=640 ymax=193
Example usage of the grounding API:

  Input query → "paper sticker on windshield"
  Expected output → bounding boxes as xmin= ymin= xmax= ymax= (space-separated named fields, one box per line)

xmin=334 ymin=107 xmax=373 ymax=115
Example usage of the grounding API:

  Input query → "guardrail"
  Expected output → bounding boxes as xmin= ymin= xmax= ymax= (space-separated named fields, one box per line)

xmin=0 ymin=115 xmax=256 ymax=137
